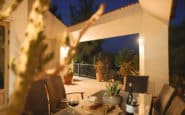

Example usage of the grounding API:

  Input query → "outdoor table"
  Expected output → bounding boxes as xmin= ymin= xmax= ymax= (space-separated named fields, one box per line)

xmin=54 ymin=92 xmax=152 ymax=115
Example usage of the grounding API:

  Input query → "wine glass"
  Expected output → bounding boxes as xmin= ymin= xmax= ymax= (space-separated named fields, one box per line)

xmin=68 ymin=97 xmax=79 ymax=115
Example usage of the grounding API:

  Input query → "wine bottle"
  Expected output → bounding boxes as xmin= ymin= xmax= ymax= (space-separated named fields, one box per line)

xmin=126 ymin=82 xmax=134 ymax=115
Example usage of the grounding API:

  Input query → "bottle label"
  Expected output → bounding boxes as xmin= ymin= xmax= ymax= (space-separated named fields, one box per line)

xmin=126 ymin=104 xmax=134 ymax=113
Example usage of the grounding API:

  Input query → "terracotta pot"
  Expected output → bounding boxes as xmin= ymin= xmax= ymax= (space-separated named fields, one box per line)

xmin=96 ymin=72 xmax=103 ymax=82
xmin=63 ymin=75 xmax=73 ymax=84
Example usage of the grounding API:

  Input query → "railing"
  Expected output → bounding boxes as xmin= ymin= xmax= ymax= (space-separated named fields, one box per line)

xmin=73 ymin=63 xmax=96 ymax=79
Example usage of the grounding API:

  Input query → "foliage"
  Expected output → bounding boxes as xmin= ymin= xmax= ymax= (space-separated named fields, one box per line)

xmin=94 ymin=60 xmax=104 ymax=73
xmin=114 ymin=48 xmax=138 ymax=68
xmin=105 ymin=80 xmax=122 ymax=96
xmin=115 ymin=48 xmax=139 ymax=76
xmin=65 ymin=66 xmax=73 ymax=76
xmin=74 ymin=40 xmax=102 ymax=63
xmin=94 ymin=52 xmax=111 ymax=73
xmin=169 ymin=19 xmax=185 ymax=87
xmin=108 ymin=70 xmax=122 ymax=82
xmin=94 ymin=52 xmax=105 ymax=62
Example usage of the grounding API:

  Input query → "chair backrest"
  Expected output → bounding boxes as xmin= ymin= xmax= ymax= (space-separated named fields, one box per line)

xmin=125 ymin=75 xmax=149 ymax=93
xmin=45 ymin=75 xmax=66 ymax=112
xmin=158 ymin=84 xmax=175 ymax=115
xmin=24 ymin=80 xmax=49 ymax=115
xmin=166 ymin=96 xmax=185 ymax=115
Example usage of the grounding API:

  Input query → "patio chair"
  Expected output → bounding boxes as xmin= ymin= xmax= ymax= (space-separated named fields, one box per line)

xmin=44 ymin=75 xmax=84 ymax=114
xmin=24 ymin=80 xmax=50 ymax=115
xmin=165 ymin=96 xmax=185 ymax=115
xmin=152 ymin=84 xmax=175 ymax=115
xmin=125 ymin=75 xmax=149 ymax=93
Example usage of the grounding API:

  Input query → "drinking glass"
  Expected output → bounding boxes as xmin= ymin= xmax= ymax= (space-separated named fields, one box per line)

xmin=68 ymin=97 xmax=79 ymax=115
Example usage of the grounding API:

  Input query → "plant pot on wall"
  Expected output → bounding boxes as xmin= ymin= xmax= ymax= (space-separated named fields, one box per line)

xmin=96 ymin=72 xmax=103 ymax=82
xmin=63 ymin=68 xmax=73 ymax=84
xmin=95 ymin=60 xmax=104 ymax=82
xmin=63 ymin=74 xmax=73 ymax=84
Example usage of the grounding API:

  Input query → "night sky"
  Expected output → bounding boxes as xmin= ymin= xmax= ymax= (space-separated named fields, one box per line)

xmin=101 ymin=34 xmax=139 ymax=54
xmin=50 ymin=0 xmax=138 ymax=26
xmin=170 ymin=0 xmax=185 ymax=26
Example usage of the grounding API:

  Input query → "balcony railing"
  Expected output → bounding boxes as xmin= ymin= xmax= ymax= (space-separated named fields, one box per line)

xmin=73 ymin=63 xmax=96 ymax=79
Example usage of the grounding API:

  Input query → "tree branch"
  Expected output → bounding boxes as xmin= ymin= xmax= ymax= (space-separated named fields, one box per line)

xmin=8 ymin=0 xmax=50 ymax=115
xmin=0 ymin=0 xmax=24 ymax=21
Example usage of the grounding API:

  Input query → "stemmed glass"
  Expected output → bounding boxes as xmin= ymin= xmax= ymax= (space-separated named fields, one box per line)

xmin=68 ymin=97 xmax=79 ymax=115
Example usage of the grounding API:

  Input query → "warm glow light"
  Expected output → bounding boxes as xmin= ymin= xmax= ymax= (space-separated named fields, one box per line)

xmin=60 ymin=46 xmax=70 ymax=58
xmin=138 ymin=37 xmax=144 ymax=75
xmin=138 ymin=38 xmax=144 ymax=44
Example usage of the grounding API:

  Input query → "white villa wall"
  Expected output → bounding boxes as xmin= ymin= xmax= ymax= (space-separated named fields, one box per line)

xmin=72 ymin=12 xmax=141 ymax=42
xmin=139 ymin=13 xmax=169 ymax=96
xmin=9 ymin=0 xmax=29 ymax=95
xmin=43 ymin=11 xmax=67 ymax=69
xmin=44 ymin=12 xmax=67 ymax=39
xmin=70 ymin=4 xmax=142 ymax=42
xmin=139 ymin=0 xmax=173 ymax=23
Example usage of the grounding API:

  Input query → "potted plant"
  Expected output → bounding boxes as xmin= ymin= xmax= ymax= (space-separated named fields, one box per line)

xmin=95 ymin=60 xmax=104 ymax=82
xmin=63 ymin=68 xmax=73 ymax=84
xmin=117 ymin=61 xmax=138 ymax=76
xmin=115 ymin=48 xmax=139 ymax=84
xmin=103 ymin=80 xmax=122 ymax=105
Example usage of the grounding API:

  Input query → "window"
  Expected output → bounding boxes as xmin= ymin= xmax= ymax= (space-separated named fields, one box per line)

xmin=0 ymin=22 xmax=9 ymax=89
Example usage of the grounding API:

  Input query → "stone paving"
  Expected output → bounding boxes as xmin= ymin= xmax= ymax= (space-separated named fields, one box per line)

xmin=64 ymin=76 xmax=107 ymax=99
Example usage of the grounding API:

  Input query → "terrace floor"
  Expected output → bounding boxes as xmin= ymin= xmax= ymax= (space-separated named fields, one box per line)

xmin=64 ymin=76 xmax=108 ymax=99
